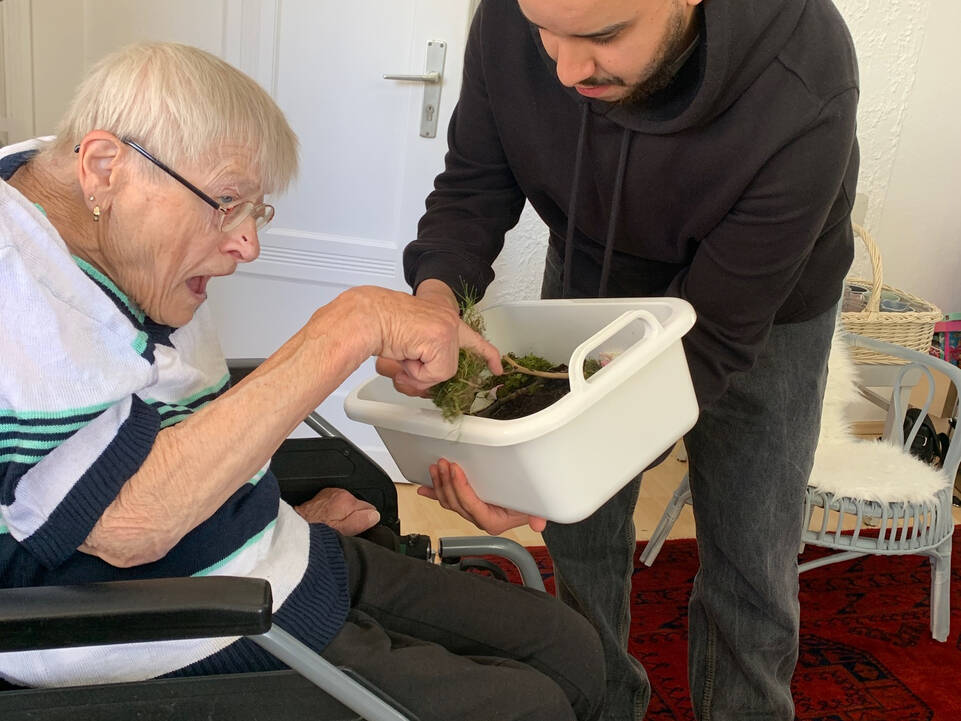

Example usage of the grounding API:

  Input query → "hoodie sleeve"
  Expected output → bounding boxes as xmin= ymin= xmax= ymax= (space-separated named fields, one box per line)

xmin=668 ymin=87 xmax=859 ymax=408
xmin=403 ymin=2 xmax=527 ymax=299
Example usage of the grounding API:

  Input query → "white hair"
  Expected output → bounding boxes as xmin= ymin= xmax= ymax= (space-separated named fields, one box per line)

xmin=50 ymin=42 xmax=298 ymax=193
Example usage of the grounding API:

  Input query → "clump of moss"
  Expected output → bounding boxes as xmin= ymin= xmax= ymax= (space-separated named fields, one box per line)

xmin=429 ymin=347 xmax=493 ymax=421
xmin=583 ymin=357 xmax=603 ymax=377
xmin=428 ymin=295 xmax=605 ymax=422
xmin=428 ymin=297 xmax=491 ymax=420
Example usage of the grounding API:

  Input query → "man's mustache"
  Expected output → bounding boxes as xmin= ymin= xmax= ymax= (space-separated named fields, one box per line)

xmin=578 ymin=75 xmax=627 ymax=87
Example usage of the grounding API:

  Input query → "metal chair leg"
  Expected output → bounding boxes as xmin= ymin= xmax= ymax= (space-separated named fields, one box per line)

xmin=928 ymin=534 xmax=952 ymax=642
xmin=639 ymin=474 xmax=691 ymax=567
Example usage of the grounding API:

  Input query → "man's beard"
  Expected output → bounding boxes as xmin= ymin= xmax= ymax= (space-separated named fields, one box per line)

xmin=616 ymin=4 xmax=691 ymax=106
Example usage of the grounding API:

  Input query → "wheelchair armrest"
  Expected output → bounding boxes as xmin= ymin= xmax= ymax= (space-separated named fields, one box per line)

xmin=226 ymin=358 xmax=268 ymax=387
xmin=0 ymin=576 xmax=271 ymax=652
xmin=0 ymin=580 xmax=416 ymax=721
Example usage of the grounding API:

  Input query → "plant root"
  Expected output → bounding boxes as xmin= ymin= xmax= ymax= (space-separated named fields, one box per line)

xmin=502 ymin=355 xmax=569 ymax=379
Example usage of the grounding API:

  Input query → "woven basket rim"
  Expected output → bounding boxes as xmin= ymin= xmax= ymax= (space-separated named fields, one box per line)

xmin=842 ymin=277 xmax=942 ymax=321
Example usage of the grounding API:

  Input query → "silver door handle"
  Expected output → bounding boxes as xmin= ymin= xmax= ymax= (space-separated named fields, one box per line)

xmin=383 ymin=40 xmax=447 ymax=138
xmin=382 ymin=71 xmax=440 ymax=84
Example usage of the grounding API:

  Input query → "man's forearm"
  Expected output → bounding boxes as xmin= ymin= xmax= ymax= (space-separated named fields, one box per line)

xmin=415 ymin=278 xmax=459 ymax=311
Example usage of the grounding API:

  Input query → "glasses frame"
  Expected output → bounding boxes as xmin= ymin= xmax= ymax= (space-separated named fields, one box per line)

xmin=73 ymin=139 xmax=273 ymax=232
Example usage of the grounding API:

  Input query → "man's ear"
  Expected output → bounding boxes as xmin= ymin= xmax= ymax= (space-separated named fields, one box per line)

xmin=75 ymin=131 xmax=123 ymax=213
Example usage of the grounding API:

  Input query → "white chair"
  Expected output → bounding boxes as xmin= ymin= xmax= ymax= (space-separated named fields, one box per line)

xmin=639 ymin=331 xmax=960 ymax=641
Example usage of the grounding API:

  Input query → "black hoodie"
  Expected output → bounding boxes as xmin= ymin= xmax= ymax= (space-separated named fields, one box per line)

xmin=405 ymin=0 xmax=859 ymax=408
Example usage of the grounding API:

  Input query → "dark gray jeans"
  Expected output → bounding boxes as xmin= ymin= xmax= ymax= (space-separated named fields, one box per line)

xmin=326 ymin=535 xmax=606 ymax=721
xmin=541 ymin=252 xmax=835 ymax=720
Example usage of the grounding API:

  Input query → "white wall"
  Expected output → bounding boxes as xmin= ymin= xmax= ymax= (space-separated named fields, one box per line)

xmin=481 ymin=203 xmax=548 ymax=309
xmin=0 ymin=10 xmax=6 ymax=145
xmin=865 ymin=1 xmax=960 ymax=315
xmin=484 ymin=1 xmax=960 ymax=318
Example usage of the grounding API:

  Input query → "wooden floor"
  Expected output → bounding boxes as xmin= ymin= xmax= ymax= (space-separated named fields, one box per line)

xmin=397 ymin=443 xmax=961 ymax=549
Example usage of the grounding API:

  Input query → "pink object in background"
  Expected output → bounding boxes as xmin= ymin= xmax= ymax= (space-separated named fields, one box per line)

xmin=929 ymin=315 xmax=961 ymax=366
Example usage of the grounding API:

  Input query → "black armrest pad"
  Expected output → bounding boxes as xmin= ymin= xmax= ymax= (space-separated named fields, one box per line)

xmin=0 ymin=577 xmax=271 ymax=652
xmin=273 ymin=437 xmax=400 ymax=533
xmin=226 ymin=358 xmax=267 ymax=387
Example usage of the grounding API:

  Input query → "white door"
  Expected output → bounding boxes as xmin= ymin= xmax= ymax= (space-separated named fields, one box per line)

xmin=8 ymin=0 xmax=475 ymax=479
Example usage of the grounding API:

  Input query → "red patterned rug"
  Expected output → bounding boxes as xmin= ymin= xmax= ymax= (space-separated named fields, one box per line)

xmin=513 ymin=527 xmax=960 ymax=721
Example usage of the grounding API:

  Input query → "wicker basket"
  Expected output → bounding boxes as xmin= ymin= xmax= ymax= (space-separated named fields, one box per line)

xmin=841 ymin=223 xmax=941 ymax=364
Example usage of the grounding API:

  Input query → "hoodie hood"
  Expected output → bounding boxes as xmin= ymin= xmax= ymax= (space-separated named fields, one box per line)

xmin=534 ymin=0 xmax=809 ymax=134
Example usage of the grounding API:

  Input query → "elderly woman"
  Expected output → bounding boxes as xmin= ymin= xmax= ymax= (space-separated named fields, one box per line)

xmin=0 ymin=43 xmax=604 ymax=721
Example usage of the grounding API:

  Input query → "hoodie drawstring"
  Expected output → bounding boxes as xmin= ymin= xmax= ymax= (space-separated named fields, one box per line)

xmin=599 ymin=128 xmax=632 ymax=296
xmin=562 ymin=103 xmax=590 ymax=299
xmin=561 ymin=104 xmax=633 ymax=299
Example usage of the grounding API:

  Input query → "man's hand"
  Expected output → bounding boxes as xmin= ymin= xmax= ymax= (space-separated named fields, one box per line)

xmin=294 ymin=487 xmax=380 ymax=536
xmin=419 ymin=458 xmax=546 ymax=535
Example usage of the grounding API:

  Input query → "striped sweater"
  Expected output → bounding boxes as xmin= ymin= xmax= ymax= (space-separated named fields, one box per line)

xmin=0 ymin=139 xmax=349 ymax=686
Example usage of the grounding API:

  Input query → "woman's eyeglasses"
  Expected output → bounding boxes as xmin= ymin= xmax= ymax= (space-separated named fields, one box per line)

xmin=75 ymin=139 xmax=274 ymax=232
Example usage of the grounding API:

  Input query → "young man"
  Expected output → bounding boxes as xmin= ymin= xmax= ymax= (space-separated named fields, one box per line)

xmin=388 ymin=1 xmax=858 ymax=719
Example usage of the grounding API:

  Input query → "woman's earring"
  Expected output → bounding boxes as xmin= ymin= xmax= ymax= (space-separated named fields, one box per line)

xmin=92 ymin=205 xmax=101 ymax=222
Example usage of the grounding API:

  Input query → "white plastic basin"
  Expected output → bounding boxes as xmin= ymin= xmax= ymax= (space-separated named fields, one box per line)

xmin=345 ymin=298 xmax=699 ymax=523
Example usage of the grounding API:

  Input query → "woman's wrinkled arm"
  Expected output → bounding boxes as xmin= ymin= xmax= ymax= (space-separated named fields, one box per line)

xmin=79 ymin=285 xmax=502 ymax=567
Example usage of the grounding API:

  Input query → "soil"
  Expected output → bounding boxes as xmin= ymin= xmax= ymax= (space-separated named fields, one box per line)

xmin=473 ymin=365 xmax=571 ymax=420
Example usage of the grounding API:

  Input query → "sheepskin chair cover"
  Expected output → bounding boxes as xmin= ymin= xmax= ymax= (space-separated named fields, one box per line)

xmin=809 ymin=330 xmax=950 ymax=505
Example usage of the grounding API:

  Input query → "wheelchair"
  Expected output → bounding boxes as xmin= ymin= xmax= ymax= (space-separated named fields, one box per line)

xmin=0 ymin=361 xmax=544 ymax=721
